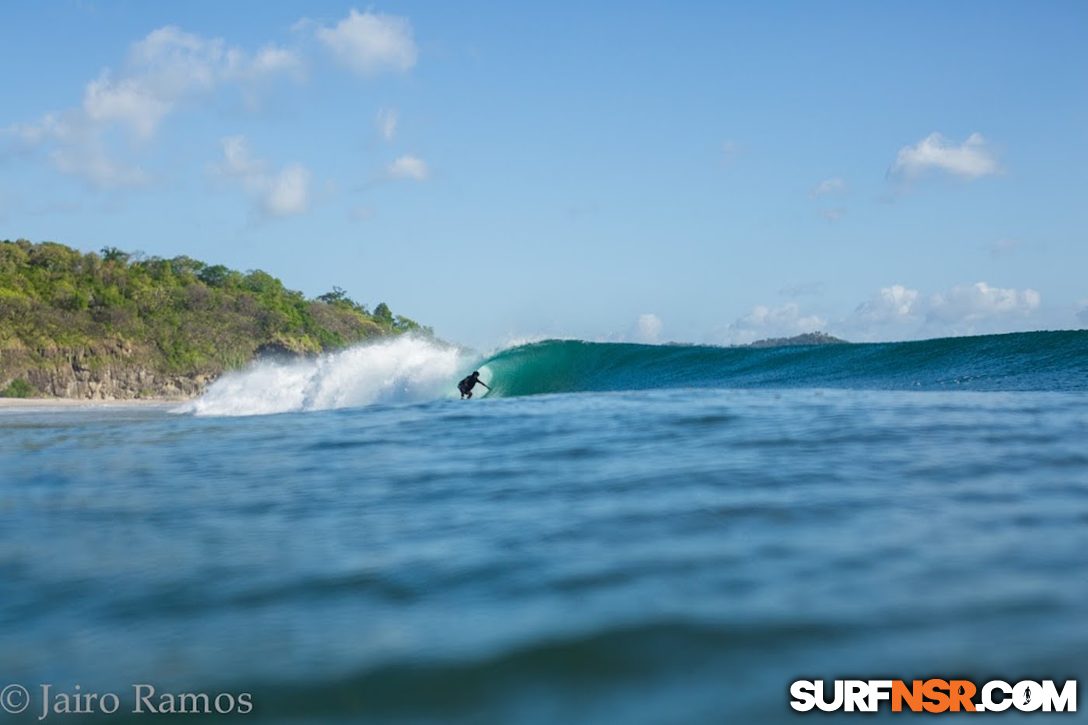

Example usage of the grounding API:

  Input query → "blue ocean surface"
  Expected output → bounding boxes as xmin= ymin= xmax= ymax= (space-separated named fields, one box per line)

xmin=1 ymin=331 xmax=1087 ymax=723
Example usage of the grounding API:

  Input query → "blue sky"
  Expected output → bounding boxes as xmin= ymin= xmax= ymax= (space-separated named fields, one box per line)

xmin=2 ymin=1 xmax=1085 ymax=348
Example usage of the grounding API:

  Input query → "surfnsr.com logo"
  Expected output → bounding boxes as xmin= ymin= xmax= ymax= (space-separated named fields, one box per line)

xmin=790 ymin=679 xmax=1076 ymax=713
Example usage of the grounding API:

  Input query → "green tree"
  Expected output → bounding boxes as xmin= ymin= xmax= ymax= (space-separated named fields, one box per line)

xmin=0 ymin=239 xmax=433 ymax=394
xmin=374 ymin=302 xmax=393 ymax=325
xmin=101 ymin=247 xmax=131 ymax=264
xmin=1 ymin=378 xmax=36 ymax=398
xmin=318 ymin=286 xmax=350 ymax=304
xmin=198 ymin=264 xmax=232 ymax=287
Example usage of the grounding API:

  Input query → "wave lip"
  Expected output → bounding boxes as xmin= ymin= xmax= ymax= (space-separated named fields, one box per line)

xmin=181 ymin=336 xmax=467 ymax=417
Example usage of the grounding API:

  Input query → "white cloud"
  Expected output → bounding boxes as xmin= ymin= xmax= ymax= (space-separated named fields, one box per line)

xmin=854 ymin=284 xmax=920 ymax=324
xmin=811 ymin=177 xmax=845 ymax=197
xmin=249 ymin=46 xmax=304 ymax=77
xmin=730 ymin=281 xmax=1044 ymax=345
xmin=5 ymin=114 xmax=69 ymax=146
xmin=632 ymin=313 xmax=663 ymax=344
xmin=50 ymin=143 xmax=149 ymax=188
xmin=840 ymin=285 xmax=921 ymax=341
xmin=839 ymin=281 xmax=1042 ymax=340
xmin=83 ymin=74 xmax=171 ymax=140
xmin=387 ymin=154 xmax=428 ymax=181
xmin=5 ymin=25 xmax=300 ymax=187
xmin=889 ymin=132 xmax=999 ymax=180
xmin=820 ymin=207 xmax=846 ymax=223
xmin=218 ymin=135 xmax=266 ymax=177
xmin=133 ymin=26 xmax=303 ymax=83
xmin=126 ymin=26 xmax=222 ymax=97
xmin=262 ymin=165 xmax=311 ymax=217
xmin=927 ymin=282 xmax=1040 ymax=326
xmin=214 ymin=135 xmax=311 ymax=218
xmin=85 ymin=25 xmax=302 ymax=139
xmin=722 ymin=303 xmax=827 ymax=345
xmin=315 ymin=9 xmax=417 ymax=75
xmin=376 ymin=107 xmax=398 ymax=141
xmin=4 ymin=111 xmax=149 ymax=189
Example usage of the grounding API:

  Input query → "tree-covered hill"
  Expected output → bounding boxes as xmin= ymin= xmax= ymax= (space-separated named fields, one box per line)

xmin=0 ymin=239 xmax=430 ymax=398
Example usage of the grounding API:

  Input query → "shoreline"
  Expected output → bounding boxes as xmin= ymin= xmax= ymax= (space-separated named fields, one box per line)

xmin=0 ymin=397 xmax=186 ymax=409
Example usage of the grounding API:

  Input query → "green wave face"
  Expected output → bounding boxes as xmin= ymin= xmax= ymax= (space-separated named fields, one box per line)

xmin=478 ymin=330 xmax=1088 ymax=397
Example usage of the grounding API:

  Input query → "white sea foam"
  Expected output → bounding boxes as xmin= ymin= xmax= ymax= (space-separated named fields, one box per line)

xmin=180 ymin=335 xmax=470 ymax=416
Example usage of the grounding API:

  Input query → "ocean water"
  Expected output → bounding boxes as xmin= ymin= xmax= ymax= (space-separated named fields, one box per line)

xmin=1 ymin=331 xmax=1087 ymax=723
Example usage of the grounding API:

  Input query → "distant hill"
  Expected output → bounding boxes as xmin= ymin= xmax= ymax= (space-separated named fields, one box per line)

xmin=746 ymin=331 xmax=848 ymax=348
xmin=0 ymin=239 xmax=429 ymax=399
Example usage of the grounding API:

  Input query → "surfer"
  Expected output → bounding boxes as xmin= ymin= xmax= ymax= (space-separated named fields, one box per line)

xmin=458 ymin=371 xmax=490 ymax=399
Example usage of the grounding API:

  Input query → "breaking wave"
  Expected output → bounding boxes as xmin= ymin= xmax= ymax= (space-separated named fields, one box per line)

xmin=182 ymin=330 xmax=1088 ymax=416
xmin=181 ymin=336 xmax=466 ymax=416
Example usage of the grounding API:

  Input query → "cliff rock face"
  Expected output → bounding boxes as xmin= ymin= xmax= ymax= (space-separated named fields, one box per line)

xmin=1 ymin=344 xmax=215 ymax=400
xmin=26 ymin=363 xmax=213 ymax=400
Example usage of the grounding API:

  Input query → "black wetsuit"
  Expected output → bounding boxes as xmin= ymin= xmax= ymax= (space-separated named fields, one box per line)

xmin=458 ymin=373 xmax=484 ymax=399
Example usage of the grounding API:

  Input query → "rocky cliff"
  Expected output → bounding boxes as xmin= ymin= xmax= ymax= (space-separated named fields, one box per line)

xmin=1 ymin=341 xmax=214 ymax=400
